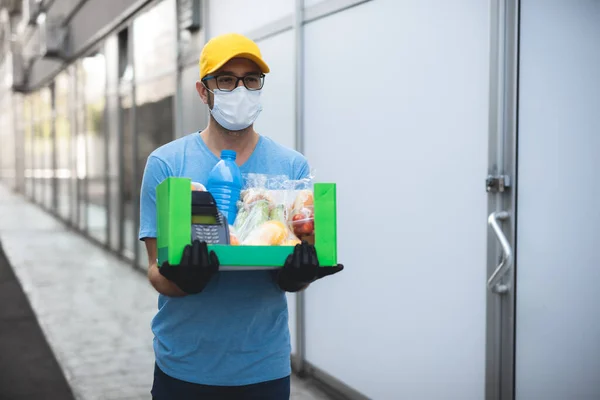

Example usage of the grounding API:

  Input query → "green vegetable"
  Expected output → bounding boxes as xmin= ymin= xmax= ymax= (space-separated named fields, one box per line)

xmin=253 ymin=200 xmax=270 ymax=225
xmin=237 ymin=200 xmax=270 ymax=241
xmin=234 ymin=207 xmax=248 ymax=230
xmin=269 ymin=204 xmax=285 ymax=223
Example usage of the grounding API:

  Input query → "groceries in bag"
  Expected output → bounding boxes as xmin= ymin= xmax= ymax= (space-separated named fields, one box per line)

xmin=232 ymin=173 xmax=315 ymax=246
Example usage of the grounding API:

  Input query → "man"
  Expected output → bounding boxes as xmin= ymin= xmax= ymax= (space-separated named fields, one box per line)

xmin=139 ymin=33 xmax=341 ymax=399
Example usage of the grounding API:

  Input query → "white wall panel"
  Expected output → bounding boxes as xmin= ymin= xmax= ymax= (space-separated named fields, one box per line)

xmin=287 ymin=293 xmax=297 ymax=355
xmin=515 ymin=1 xmax=600 ymax=399
xmin=252 ymin=31 xmax=297 ymax=351
xmin=207 ymin=0 xmax=294 ymax=38
xmin=180 ymin=64 xmax=208 ymax=135
xmin=253 ymin=31 xmax=295 ymax=150
xmin=304 ymin=0 xmax=327 ymax=7
xmin=303 ymin=1 xmax=490 ymax=398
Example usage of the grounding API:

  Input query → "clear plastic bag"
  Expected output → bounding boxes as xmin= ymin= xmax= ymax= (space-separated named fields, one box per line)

xmin=231 ymin=172 xmax=315 ymax=246
xmin=287 ymin=189 xmax=315 ymax=245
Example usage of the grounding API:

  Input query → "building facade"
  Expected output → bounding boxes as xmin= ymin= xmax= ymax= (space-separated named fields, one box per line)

xmin=1 ymin=1 xmax=600 ymax=400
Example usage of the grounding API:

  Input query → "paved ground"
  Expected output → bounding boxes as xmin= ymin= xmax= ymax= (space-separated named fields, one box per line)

xmin=0 ymin=242 xmax=75 ymax=400
xmin=0 ymin=185 xmax=331 ymax=400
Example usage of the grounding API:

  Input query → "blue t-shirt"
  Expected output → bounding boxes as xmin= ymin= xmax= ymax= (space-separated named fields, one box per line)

xmin=138 ymin=132 xmax=309 ymax=386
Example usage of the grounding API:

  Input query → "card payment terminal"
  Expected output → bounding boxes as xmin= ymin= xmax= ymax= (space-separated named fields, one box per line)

xmin=191 ymin=191 xmax=231 ymax=245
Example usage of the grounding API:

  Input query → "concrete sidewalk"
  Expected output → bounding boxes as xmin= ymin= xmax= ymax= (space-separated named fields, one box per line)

xmin=0 ymin=185 xmax=331 ymax=400
xmin=0 ymin=242 xmax=75 ymax=400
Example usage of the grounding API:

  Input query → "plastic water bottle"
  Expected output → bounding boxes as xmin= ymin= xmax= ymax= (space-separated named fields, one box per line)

xmin=206 ymin=150 xmax=243 ymax=225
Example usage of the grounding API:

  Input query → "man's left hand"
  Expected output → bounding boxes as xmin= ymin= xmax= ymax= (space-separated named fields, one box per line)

xmin=276 ymin=241 xmax=343 ymax=292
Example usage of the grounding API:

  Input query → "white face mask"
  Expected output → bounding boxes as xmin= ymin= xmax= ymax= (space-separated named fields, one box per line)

xmin=210 ymin=86 xmax=263 ymax=131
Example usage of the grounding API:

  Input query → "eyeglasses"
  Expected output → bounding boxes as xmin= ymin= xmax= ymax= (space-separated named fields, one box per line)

xmin=202 ymin=73 xmax=265 ymax=92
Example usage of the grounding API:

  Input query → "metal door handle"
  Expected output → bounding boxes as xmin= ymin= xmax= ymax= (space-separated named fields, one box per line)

xmin=487 ymin=211 xmax=513 ymax=294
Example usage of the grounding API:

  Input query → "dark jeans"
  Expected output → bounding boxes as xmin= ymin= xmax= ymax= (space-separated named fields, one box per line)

xmin=151 ymin=363 xmax=291 ymax=400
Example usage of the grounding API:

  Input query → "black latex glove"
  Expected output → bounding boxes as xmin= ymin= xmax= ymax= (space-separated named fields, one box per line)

xmin=159 ymin=240 xmax=219 ymax=294
xmin=277 ymin=241 xmax=344 ymax=292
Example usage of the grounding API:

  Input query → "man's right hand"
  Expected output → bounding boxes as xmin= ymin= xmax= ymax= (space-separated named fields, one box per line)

xmin=159 ymin=240 xmax=220 ymax=294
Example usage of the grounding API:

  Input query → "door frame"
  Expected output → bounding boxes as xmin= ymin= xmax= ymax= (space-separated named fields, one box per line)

xmin=485 ymin=0 xmax=520 ymax=399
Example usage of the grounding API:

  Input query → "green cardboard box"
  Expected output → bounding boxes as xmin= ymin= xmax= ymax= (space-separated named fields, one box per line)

xmin=156 ymin=177 xmax=337 ymax=270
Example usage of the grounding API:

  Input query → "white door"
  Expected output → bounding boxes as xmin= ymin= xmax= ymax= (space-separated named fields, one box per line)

xmin=515 ymin=1 xmax=600 ymax=399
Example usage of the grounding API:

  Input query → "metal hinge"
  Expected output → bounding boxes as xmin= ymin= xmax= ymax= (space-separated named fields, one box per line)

xmin=486 ymin=174 xmax=511 ymax=193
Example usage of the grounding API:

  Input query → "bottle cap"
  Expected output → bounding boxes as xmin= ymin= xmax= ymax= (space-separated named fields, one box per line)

xmin=221 ymin=150 xmax=237 ymax=160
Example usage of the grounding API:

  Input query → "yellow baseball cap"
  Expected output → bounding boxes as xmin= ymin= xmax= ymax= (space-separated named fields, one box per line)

xmin=199 ymin=33 xmax=270 ymax=80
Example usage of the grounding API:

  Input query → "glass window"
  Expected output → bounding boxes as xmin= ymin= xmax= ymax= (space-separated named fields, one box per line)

xmin=39 ymin=87 xmax=54 ymax=210
xmin=74 ymin=61 xmax=87 ymax=230
xmin=55 ymin=71 xmax=72 ymax=221
xmin=116 ymin=25 xmax=136 ymax=260
xmin=23 ymin=96 xmax=33 ymax=198
xmin=13 ymin=93 xmax=26 ymax=193
xmin=31 ymin=92 xmax=45 ymax=205
xmin=132 ymin=0 xmax=177 ymax=268
xmin=67 ymin=65 xmax=79 ymax=226
xmin=0 ymin=90 xmax=15 ymax=188
xmin=81 ymin=52 xmax=108 ymax=243
xmin=105 ymin=34 xmax=122 ymax=253
xmin=135 ymin=74 xmax=176 ymax=268
xmin=135 ymin=74 xmax=176 ymax=164
xmin=133 ymin=0 xmax=176 ymax=83
xmin=120 ymin=89 xmax=135 ymax=259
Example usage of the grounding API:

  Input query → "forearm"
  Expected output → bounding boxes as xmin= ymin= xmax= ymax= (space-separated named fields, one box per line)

xmin=148 ymin=263 xmax=187 ymax=297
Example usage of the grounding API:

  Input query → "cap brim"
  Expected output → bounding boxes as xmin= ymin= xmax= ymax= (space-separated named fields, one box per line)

xmin=206 ymin=52 xmax=270 ymax=77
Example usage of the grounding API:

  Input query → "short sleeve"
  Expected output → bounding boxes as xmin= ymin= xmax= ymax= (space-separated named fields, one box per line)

xmin=139 ymin=155 xmax=172 ymax=240
xmin=294 ymin=155 xmax=311 ymax=181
